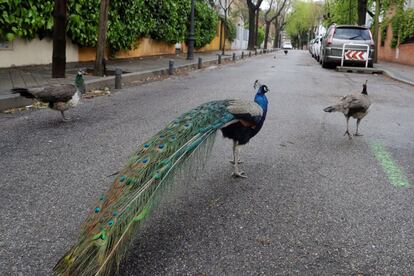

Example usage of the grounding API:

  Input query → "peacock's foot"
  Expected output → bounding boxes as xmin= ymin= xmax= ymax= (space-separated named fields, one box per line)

xmin=232 ymin=171 xmax=247 ymax=178
xmin=354 ymin=133 xmax=363 ymax=136
xmin=344 ymin=130 xmax=352 ymax=139
xmin=229 ymin=160 xmax=243 ymax=164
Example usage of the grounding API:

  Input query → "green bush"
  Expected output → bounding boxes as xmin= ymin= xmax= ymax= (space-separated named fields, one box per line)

xmin=193 ymin=0 xmax=218 ymax=48
xmin=0 ymin=0 xmax=54 ymax=41
xmin=223 ymin=18 xmax=237 ymax=43
xmin=0 ymin=0 xmax=219 ymax=52
xmin=257 ymin=27 xmax=265 ymax=47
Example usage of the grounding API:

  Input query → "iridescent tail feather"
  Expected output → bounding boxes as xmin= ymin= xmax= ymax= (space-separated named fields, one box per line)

xmin=54 ymin=101 xmax=234 ymax=275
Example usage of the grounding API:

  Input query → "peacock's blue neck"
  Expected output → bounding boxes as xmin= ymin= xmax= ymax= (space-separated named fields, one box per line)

xmin=254 ymin=93 xmax=268 ymax=122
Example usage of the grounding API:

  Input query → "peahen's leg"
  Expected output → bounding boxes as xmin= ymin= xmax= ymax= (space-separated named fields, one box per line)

xmin=343 ymin=116 xmax=351 ymax=139
xmin=354 ymin=118 xmax=363 ymax=136
xmin=61 ymin=111 xmax=71 ymax=122
xmin=232 ymin=144 xmax=247 ymax=178
xmin=230 ymin=140 xmax=243 ymax=164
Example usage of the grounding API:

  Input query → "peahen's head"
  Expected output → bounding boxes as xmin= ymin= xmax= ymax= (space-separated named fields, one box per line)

xmin=361 ymin=80 xmax=368 ymax=95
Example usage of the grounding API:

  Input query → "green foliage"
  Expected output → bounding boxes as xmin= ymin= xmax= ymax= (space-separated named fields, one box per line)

xmin=147 ymin=0 xmax=190 ymax=44
xmin=323 ymin=0 xmax=358 ymax=26
xmin=107 ymin=0 xmax=153 ymax=53
xmin=286 ymin=1 xmax=322 ymax=46
xmin=389 ymin=8 xmax=414 ymax=48
xmin=0 ymin=0 xmax=219 ymax=52
xmin=257 ymin=26 xmax=265 ymax=46
xmin=67 ymin=0 xmax=99 ymax=47
xmin=223 ymin=17 xmax=237 ymax=43
xmin=0 ymin=0 xmax=54 ymax=41
xmin=193 ymin=0 xmax=218 ymax=48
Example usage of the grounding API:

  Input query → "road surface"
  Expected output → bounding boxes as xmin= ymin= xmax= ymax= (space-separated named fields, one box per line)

xmin=1 ymin=50 xmax=413 ymax=275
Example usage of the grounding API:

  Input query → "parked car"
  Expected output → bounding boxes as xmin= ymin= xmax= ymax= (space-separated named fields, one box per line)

xmin=313 ymin=36 xmax=323 ymax=61
xmin=320 ymin=24 xmax=374 ymax=68
xmin=309 ymin=38 xmax=316 ymax=56
xmin=282 ymin=42 xmax=293 ymax=49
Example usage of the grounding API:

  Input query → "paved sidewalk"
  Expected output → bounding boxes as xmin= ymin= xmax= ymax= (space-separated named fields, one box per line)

xmin=0 ymin=49 xmax=268 ymax=111
xmin=374 ymin=61 xmax=414 ymax=86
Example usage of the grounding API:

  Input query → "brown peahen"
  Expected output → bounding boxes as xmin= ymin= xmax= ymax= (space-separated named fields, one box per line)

xmin=53 ymin=80 xmax=269 ymax=275
xmin=324 ymin=80 xmax=371 ymax=139
xmin=11 ymin=70 xmax=85 ymax=121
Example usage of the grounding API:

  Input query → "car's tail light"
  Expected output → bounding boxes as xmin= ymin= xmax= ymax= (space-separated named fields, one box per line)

xmin=327 ymin=36 xmax=333 ymax=45
xmin=368 ymin=31 xmax=375 ymax=47
xmin=327 ymin=28 xmax=335 ymax=45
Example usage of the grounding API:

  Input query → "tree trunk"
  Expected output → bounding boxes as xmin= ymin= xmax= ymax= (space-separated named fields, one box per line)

xmin=357 ymin=0 xmax=367 ymax=26
xmin=52 ymin=0 xmax=67 ymax=78
xmin=247 ymin=3 xmax=256 ymax=50
xmin=273 ymin=17 xmax=279 ymax=48
xmin=95 ymin=0 xmax=110 ymax=76
xmin=264 ymin=21 xmax=270 ymax=49
xmin=255 ymin=9 xmax=259 ymax=47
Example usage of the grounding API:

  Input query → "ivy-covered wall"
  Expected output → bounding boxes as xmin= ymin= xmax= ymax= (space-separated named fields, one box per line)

xmin=378 ymin=6 xmax=414 ymax=65
xmin=0 ymin=0 xmax=219 ymax=53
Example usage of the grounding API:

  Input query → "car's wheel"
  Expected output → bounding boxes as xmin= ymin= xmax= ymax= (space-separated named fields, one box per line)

xmin=321 ymin=56 xmax=330 ymax=68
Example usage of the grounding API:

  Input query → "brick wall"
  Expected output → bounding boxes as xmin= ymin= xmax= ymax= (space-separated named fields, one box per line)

xmin=378 ymin=18 xmax=414 ymax=65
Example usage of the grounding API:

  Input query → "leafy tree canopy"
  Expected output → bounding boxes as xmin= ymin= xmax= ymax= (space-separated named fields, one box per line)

xmin=0 ymin=0 xmax=219 ymax=53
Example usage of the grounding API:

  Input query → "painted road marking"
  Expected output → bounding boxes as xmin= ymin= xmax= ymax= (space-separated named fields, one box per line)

xmin=369 ymin=142 xmax=410 ymax=188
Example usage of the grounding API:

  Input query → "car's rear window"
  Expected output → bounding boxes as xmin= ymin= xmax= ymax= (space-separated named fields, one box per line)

xmin=333 ymin=28 xmax=371 ymax=40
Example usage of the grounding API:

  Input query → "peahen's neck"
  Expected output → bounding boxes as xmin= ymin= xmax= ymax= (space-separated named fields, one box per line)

xmin=75 ymin=73 xmax=85 ymax=94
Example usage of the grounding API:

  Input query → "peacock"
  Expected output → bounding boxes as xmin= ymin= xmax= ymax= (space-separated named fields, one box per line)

xmin=11 ymin=70 xmax=86 ymax=121
xmin=53 ymin=80 xmax=269 ymax=275
xmin=324 ymin=80 xmax=371 ymax=139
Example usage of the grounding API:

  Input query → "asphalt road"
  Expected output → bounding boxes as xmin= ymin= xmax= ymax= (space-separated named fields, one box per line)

xmin=1 ymin=50 xmax=414 ymax=275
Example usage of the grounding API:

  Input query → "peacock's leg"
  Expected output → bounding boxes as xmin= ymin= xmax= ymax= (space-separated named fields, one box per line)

xmin=354 ymin=118 xmax=363 ymax=136
xmin=343 ymin=116 xmax=351 ymax=139
xmin=230 ymin=140 xmax=243 ymax=164
xmin=232 ymin=144 xmax=247 ymax=178
xmin=61 ymin=111 xmax=71 ymax=122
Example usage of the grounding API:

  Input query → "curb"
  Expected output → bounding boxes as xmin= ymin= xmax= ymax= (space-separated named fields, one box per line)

xmin=0 ymin=50 xmax=275 ymax=112
xmin=379 ymin=68 xmax=414 ymax=87
xmin=337 ymin=66 xmax=414 ymax=87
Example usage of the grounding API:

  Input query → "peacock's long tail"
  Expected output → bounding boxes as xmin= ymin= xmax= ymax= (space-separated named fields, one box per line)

xmin=53 ymin=100 xmax=234 ymax=276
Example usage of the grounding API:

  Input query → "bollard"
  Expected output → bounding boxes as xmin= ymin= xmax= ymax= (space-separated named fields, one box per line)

xmin=218 ymin=54 xmax=221 ymax=64
xmin=232 ymin=53 xmax=236 ymax=61
xmin=241 ymin=51 xmax=244 ymax=59
xmin=249 ymin=51 xmax=251 ymax=57
xmin=255 ymin=49 xmax=257 ymax=55
xmin=168 ymin=60 xmax=174 ymax=75
xmin=115 ymin=68 xmax=122 ymax=89
xmin=198 ymin=57 xmax=202 ymax=69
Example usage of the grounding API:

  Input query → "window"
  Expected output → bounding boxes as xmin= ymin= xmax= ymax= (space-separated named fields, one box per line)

xmin=333 ymin=28 xmax=371 ymax=40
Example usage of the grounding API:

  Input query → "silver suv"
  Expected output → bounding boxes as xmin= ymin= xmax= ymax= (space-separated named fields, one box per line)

xmin=320 ymin=24 xmax=374 ymax=68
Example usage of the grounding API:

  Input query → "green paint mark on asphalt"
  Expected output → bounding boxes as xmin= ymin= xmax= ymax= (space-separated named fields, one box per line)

xmin=370 ymin=142 xmax=409 ymax=188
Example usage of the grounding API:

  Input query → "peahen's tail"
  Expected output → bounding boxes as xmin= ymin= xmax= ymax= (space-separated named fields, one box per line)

xmin=11 ymin=88 xmax=36 ymax=99
xmin=53 ymin=100 xmax=234 ymax=276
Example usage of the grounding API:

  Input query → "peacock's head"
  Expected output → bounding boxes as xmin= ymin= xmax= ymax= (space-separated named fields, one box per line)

xmin=259 ymin=85 xmax=269 ymax=94
xmin=253 ymin=80 xmax=269 ymax=95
